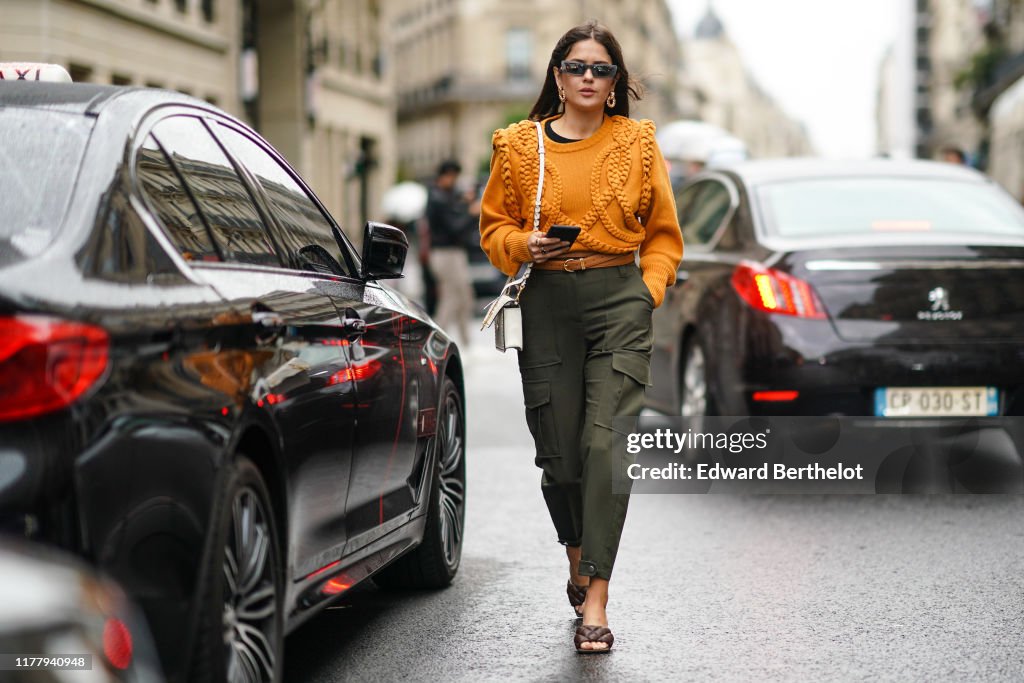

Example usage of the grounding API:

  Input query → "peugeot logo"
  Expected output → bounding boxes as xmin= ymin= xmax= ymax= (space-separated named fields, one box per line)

xmin=928 ymin=286 xmax=950 ymax=312
xmin=917 ymin=286 xmax=963 ymax=321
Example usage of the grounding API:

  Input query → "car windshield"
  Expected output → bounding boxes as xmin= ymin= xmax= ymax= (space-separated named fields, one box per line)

xmin=0 ymin=109 xmax=91 ymax=267
xmin=755 ymin=177 xmax=1024 ymax=239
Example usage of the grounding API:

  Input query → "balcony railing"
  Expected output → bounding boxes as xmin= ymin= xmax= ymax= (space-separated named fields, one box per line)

xmin=397 ymin=72 xmax=540 ymax=117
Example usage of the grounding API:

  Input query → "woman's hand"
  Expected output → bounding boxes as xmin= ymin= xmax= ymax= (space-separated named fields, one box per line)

xmin=528 ymin=232 xmax=572 ymax=263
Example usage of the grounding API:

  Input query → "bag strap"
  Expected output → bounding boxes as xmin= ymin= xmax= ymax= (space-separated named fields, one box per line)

xmin=480 ymin=122 xmax=546 ymax=330
xmin=532 ymin=120 xmax=545 ymax=231
xmin=515 ymin=120 xmax=545 ymax=289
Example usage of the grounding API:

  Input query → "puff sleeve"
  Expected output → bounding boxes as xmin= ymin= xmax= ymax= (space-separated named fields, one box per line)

xmin=479 ymin=128 xmax=533 ymax=276
xmin=636 ymin=121 xmax=684 ymax=307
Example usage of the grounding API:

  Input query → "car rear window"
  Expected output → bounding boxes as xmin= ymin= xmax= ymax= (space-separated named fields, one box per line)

xmin=755 ymin=177 xmax=1024 ymax=240
xmin=0 ymin=109 xmax=91 ymax=267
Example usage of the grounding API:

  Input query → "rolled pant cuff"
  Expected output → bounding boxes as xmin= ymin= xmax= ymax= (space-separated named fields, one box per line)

xmin=577 ymin=559 xmax=611 ymax=580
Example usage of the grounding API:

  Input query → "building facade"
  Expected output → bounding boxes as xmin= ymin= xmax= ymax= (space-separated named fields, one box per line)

xmin=680 ymin=8 xmax=814 ymax=158
xmin=875 ymin=0 xmax=917 ymax=160
xmin=303 ymin=0 xmax=395 ymax=241
xmin=389 ymin=0 xmax=683 ymax=184
xmin=905 ymin=0 xmax=1024 ymax=199
xmin=911 ymin=0 xmax=986 ymax=160
xmin=2 ymin=0 xmax=395 ymax=244
xmin=977 ymin=0 xmax=1024 ymax=201
xmin=3 ymin=0 xmax=239 ymax=104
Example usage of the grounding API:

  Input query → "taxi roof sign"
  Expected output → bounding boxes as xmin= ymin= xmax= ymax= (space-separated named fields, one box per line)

xmin=0 ymin=63 xmax=73 ymax=83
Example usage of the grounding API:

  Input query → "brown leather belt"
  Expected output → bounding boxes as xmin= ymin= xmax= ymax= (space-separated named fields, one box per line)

xmin=532 ymin=252 xmax=636 ymax=272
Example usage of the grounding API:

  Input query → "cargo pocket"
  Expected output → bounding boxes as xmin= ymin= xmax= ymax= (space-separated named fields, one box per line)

xmin=595 ymin=351 xmax=652 ymax=432
xmin=611 ymin=351 xmax=652 ymax=387
xmin=523 ymin=380 xmax=561 ymax=457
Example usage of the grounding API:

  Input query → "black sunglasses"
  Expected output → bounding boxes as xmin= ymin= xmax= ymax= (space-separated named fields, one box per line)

xmin=560 ymin=60 xmax=618 ymax=79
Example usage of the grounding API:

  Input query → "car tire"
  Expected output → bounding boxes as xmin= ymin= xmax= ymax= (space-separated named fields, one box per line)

xmin=373 ymin=376 xmax=465 ymax=589
xmin=191 ymin=455 xmax=283 ymax=683
xmin=680 ymin=335 xmax=717 ymax=417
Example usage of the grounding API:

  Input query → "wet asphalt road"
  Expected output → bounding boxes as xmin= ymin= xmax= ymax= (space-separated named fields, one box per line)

xmin=285 ymin=324 xmax=1024 ymax=682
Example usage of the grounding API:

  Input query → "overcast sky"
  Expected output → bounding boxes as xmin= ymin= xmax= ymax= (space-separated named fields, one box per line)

xmin=667 ymin=0 xmax=905 ymax=158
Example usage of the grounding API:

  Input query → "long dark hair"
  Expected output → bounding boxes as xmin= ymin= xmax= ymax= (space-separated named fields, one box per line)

xmin=528 ymin=21 xmax=642 ymax=121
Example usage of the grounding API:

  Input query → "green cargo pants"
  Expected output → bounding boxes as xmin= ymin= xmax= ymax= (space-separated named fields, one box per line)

xmin=518 ymin=264 xmax=653 ymax=580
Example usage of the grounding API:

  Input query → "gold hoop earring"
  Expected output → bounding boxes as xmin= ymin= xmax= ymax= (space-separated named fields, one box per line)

xmin=558 ymin=87 xmax=566 ymax=103
xmin=606 ymin=90 xmax=616 ymax=108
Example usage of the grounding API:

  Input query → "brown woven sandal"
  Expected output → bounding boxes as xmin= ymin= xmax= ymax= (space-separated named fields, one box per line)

xmin=566 ymin=580 xmax=588 ymax=617
xmin=574 ymin=624 xmax=614 ymax=653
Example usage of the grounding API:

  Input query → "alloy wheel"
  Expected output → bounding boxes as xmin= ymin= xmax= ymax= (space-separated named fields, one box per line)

xmin=437 ymin=389 xmax=465 ymax=571
xmin=681 ymin=342 xmax=709 ymax=417
xmin=222 ymin=488 xmax=278 ymax=683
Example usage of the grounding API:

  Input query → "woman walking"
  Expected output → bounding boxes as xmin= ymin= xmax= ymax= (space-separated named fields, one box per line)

xmin=479 ymin=21 xmax=683 ymax=652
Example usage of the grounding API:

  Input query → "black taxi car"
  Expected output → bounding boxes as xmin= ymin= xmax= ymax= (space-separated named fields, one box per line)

xmin=0 ymin=80 xmax=466 ymax=682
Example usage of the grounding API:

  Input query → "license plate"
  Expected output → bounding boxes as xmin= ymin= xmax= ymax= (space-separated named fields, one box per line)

xmin=874 ymin=386 xmax=999 ymax=417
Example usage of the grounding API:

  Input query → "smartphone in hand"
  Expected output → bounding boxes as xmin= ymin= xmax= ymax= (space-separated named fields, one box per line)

xmin=545 ymin=224 xmax=581 ymax=247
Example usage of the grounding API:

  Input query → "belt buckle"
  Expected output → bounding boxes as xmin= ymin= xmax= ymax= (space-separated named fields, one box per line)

xmin=563 ymin=257 xmax=586 ymax=272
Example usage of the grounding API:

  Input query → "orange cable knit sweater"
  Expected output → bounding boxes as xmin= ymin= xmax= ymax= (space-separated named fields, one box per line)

xmin=479 ymin=115 xmax=683 ymax=307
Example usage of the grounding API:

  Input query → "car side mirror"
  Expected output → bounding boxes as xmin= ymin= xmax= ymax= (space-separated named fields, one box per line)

xmin=360 ymin=221 xmax=408 ymax=280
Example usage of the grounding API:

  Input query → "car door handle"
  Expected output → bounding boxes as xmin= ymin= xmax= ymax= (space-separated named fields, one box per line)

xmin=342 ymin=316 xmax=366 ymax=337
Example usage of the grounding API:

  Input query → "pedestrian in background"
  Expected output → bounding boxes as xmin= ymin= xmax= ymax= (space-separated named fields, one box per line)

xmin=479 ymin=21 xmax=683 ymax=653
xmin=426 ymin=159 xmax=477 ymax=347
xmin=939 ymin=145 xmax=968 ymax=165
xmin=415 ymin=215 xmax=438 ymax=315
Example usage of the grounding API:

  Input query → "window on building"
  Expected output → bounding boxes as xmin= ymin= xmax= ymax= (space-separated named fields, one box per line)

xmin=111 ymin=74 xmax=132 ymax=86
xmin=174 ymin=0 xmax=187 ymax=13
xmin=916 ymin=107 xmax=933 ymax=133
xmin=506 ymin=28 xmax=532 ymax=81
xmin=202 ymin=0 xmax=215 ymax=22
xmin=68 ymin=63 xmax=93 ymax=83
xmin=338 ymin=38 xmax=348 ymax=70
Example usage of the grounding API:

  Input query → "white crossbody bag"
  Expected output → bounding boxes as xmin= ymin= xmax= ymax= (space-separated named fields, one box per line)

xmin=480 ymin=121 xmax=546 ymax=352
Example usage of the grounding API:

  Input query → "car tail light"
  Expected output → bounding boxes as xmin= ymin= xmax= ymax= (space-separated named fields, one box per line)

xmin=731 ymin=262 xmax=826 ymax=319
xmin=0 ymin=315 xmax=109 ymax=421
xmin=102 ymin=617 xmax=133 ymax=670
xmin=752 ymin=390 xmax=800 ymax=402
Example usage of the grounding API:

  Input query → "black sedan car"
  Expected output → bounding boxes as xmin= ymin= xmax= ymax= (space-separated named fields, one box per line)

xmin=0 ymin=81 xmax=466 ymax=682
xmin=648 ymin=159 xmax=1024 ymax=418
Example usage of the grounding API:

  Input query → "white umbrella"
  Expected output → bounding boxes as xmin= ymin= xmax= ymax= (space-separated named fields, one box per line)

xmin=380 ymin=181 xmax=428 ymax=223
xmin=705 ymin=135 xmax=749 ymax=168
xmin=657 ymin=120 xmax=747 ymax=165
